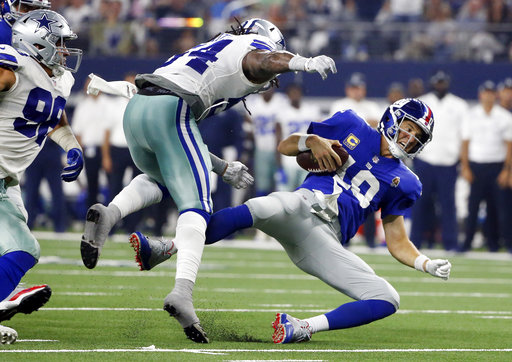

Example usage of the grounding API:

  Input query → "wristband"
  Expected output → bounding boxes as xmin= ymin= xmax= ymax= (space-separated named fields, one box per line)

xmin=297 ymin=135 xmax=310 ymax=152
xmin=49 ymin=125 xmax=81 ymax=152
xmin=288 ymin=55 xmax=309 ymax=72
xmin=414 ymin=254 xmax=429 ymax=272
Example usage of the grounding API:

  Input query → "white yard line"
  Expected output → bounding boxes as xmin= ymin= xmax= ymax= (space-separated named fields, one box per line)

xmin=1 ymin=347 xmax=511 ymax=354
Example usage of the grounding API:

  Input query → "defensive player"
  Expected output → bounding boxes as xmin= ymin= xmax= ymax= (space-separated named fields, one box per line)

xmin=132 ymin=98 xmax=452 ymax=343
xmin=0 ymin=1 xmax=56 ymax=329
xmin=0 ymin=9 xmax=83 ymax=343
xmin=80 ymin=18 xmax=336 ymax=343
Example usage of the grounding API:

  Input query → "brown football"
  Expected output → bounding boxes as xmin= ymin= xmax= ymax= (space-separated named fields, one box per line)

xmin=296 ymin=144 xmax=349 ymax=173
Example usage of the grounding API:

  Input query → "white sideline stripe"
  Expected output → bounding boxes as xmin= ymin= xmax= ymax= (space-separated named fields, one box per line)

xmin=37 ymin=307 xmax=512 ymax=315
xmin=479 ymin=316 xmax=512 ymax=319
xmin=17 ymin=340 xmax=59 ymax=342
xmin=1 ymin=348 xmax=511 ymax=354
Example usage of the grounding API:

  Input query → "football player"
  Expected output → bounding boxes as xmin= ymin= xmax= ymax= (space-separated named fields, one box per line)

xmin=80 ymin=18 xmax=336 ymax=343
xmin=132 ymin=98 xmax=452 ymax=344
xmin=0 ymin=0 xmax=56 ymax=333
xmin=0 ymin=9 xmax=83 ymax=344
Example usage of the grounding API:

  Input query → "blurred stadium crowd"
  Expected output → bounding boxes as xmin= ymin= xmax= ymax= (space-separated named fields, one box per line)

xmin=20 ymin=0 xmax=512 ymax=254
xmin=51 ymin=0 xmax=512 ymax=62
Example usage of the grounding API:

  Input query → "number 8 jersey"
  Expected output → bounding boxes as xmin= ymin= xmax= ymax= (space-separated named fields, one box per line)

xmin=0 ymin=44 xmax=74 ymax=186
xmin=300 ymin=110 xmax=423 ymax=245
xmin=136 ymin=33 xmax=279 ymax=121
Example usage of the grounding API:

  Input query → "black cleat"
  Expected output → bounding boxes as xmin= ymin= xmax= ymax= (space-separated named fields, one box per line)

xmin=164 ymin=304 xmax=209 ymax=343
xmin=80 ymin=239 xmax=99 ymax=269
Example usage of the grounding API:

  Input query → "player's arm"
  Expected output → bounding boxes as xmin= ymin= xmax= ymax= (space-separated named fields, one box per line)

xmin=242 ymin=50 xmax=336 ymax=84
xmin=460 ymin=139 xmax=473 ymax=183
xmin=210 ymin=153 xmax=254 ymax=189
xmin=278 ymin=133 xmax=342 ymax=172
xmin=0 ymin=66 xmax=16 ymax=92
xmin=383 ymin=214 xmax=451 ymax=280
xmin=48 ymin=111 xmax=84 ymax=182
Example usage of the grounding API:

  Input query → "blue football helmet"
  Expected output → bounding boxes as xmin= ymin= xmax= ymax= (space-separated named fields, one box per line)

xmin=241 ymin=18 xmax=285 ymax=51
xmin=1 ymin=0 xmax=50 ymax=25
xmin=378 ymin=98 xmax=434 ymax=159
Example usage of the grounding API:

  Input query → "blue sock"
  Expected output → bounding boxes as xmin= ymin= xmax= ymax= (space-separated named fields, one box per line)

xmin=205 ymin=204 xmax=253 ymax=244
xmin=325 ymin=299 xmax=397 ymax=330
xmin=0 ymin=251 xmax=37 ymax=300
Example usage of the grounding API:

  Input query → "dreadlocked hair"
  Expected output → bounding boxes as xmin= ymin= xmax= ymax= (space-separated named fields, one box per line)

xmin=208 ymin=17 xmax=245 ymax=42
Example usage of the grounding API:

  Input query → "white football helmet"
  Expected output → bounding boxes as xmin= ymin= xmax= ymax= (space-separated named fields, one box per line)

xmin=241 ymin=18 xmax=285 ymax=51
xmin=11 ymin=9 xmax=82 ymax=75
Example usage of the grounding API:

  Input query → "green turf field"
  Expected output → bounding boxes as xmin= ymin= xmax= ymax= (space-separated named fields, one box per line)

xmin=1 ymin=234 xmax=511 ymax=361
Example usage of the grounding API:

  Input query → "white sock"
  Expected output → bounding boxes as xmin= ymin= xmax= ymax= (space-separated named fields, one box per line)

xmin=174 ymin=211 xmax=207 ymax=283
xmin=304 ymin=314 xmax=329 ymax=334
xmin=110 ymin=174 xmax=163 ymax=218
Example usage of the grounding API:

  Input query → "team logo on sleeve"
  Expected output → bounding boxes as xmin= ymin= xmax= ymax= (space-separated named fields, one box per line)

xmin=390 ymin=177 xmax=400 ymax=187
xmin=343 ymin=133 xmax=360 ymax=150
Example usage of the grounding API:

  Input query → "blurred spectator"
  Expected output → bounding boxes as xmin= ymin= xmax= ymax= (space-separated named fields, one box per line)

xmin=71 ymin=79 xmax=111 ymax=208
xmin=245 ymin=88 xmax=286 ymax=197
xmin=61 ymin=0 xmax=94 ymax=33
xmin=89 ymin=0 xmax=139 ymax=56
xmin=276 ymin=83 xmax=322 ymax=191
xmin=497 ymin=78 xmax=512 ymax=253
xmin=24 ymin=140 xmax=67 ymax=232
xmin=408 ymin=78 xmax=425 ymax=98
xmin=330 ymin=73 xmax=381 ymax=128
xmin=386 ymin=82 xmax=405 ymax=103
xmin=459 ymin=80 xmax=512 ymax=252
xmin=411 ymin=70 xmax=468 ymax=251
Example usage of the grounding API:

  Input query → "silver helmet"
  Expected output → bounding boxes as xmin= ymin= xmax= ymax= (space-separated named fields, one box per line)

xmin=241 ymin=18 xmax=286 ymax=51
xmin=12 ymin=9 xmax=82 ymax=75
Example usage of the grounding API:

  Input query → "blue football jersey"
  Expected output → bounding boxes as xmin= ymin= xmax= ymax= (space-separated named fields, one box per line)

xmin=300 ymin=110 xmax=422 ymax=244
xmin=0 ymin=16 xmax=12 ymax=45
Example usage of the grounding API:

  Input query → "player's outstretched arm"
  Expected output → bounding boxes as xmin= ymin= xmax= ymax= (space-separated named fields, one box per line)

xmin=243 ymin=50 xmax=337 ymax=84
xmin=278 ymin=133 xmax=342 ymax=172
xmin=48 ymin=111 xmax=84 ymax=182
xmin=383 ymin=215 xmax=452 ymax=280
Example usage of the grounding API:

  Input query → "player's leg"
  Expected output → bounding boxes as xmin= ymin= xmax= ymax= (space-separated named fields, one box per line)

xmin=245 ymin=189 xmax=398 ymax=343
xmin=0 ymin=182 xmax=50 ymax=322
xmin=435 ymin=165 xmax=458 ymax=250
xmin=126 ymin=95 xmax=212 ymax=342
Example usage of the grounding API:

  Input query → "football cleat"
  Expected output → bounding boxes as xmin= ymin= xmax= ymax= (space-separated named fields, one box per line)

xmin=272 ymin=313 xmax=312 ymax=344
xmin=81 ymin=203 xmax=119 ymax=269
xmin=129 ymin=232 xmax=177 ymax=271
xmin=0 ymin=285 xmax=52 ymax=322
xmin=163 ymin=291 xmax=208 ymax=343
xmin=0 ymin=325 xmax=17 ymax=345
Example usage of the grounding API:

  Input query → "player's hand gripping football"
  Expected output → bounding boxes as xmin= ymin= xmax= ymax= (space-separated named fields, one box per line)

xmin=309 ymin=136 xmax=344 ymax=172
xmin=425 ymin=259 xmax=452 ymax=280
xmin=61 ymin=148 xmax=84 ymax=182
xmin=222 ymin=161 xmax=254 ymax=189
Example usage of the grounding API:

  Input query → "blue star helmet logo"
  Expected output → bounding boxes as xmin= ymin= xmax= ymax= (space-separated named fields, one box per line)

xmin=34 ymin=13 xmax=57 ymax=32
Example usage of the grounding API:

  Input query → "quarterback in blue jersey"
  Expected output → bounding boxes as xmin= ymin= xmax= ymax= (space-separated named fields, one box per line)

xmin=132 ymin=98 xmax=452 ymax=344
xmin=80 ymin=18 xmax=336 ymax=343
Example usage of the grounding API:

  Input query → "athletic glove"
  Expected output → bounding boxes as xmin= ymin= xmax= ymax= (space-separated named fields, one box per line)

xmin=222 ymin=161 xmax=254 ymax=189
xmin=289 ymin=55 xmax=337 ymax=80
xmin=61 ymin=148 xmax=84 ymax=182
xmin=425 ymin=259 xmax=452 ymax=280
xmin=415 ymin=254 xmax=451 ymax=280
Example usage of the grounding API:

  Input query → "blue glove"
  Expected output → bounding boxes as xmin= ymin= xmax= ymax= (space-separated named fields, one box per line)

xmin=61 ymin=148 xmax=83 ymax=182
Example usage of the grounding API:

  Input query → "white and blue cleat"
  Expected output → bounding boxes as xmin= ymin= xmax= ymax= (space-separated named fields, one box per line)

xmin=272 ymin=313 xmax=312 ymax=344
